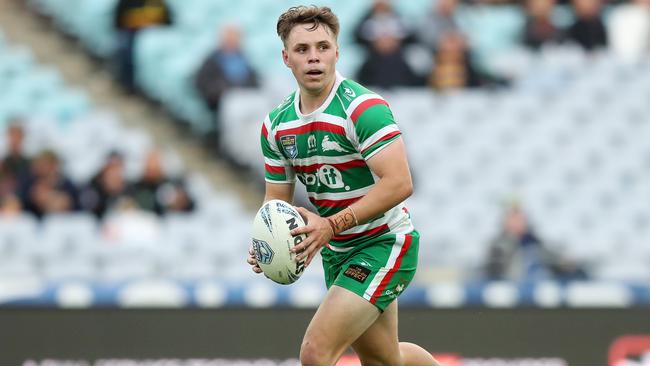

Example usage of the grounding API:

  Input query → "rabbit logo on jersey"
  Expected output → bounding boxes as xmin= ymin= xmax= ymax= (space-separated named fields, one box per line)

xmin=298 ymin=165 xmax=345 ymax=189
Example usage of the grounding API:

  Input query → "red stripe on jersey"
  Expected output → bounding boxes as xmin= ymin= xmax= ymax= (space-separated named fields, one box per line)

xmin=276 ymin=122 xmax=345 ymax=138
xmin=261 ymin=123 xmax=268 ymax=139
xmin=293 ymin=159 xmax=366 ymax=174
xmin=370 ymin=234 xmax=413 ymax=305
xmin=361 ymin=131 xmax=401 ymax=155
xmin=308 ymin=196 xmax=361 ymax=208
xmin=332 ymin=224 xmax=389 ymax=241
xmin=351 ymin=99 xmax=389 ymax=123
xmin=265 ymin=164 xmax=285 ymax=175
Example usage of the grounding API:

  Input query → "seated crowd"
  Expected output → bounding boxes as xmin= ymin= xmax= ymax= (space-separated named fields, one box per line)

xmin=0 ymin=120 xmax=195 ymax=220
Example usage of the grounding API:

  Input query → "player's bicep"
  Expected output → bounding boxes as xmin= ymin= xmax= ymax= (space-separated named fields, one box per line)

xmin=264 ymin=182 xmax=295 ymax=204
xmin=365 ymin=137 xmax=411 ymax=182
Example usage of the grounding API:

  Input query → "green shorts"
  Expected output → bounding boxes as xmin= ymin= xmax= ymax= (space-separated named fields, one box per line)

xmin=320 ymin=230 xmax=419 ymax=311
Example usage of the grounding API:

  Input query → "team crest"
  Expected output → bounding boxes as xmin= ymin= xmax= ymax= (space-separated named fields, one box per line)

xmin=280 ymin=135 xmax=298 ymax=159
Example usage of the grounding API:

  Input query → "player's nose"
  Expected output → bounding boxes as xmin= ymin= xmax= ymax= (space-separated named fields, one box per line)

xmin=307 ymin=49 xmax=319 ymax=63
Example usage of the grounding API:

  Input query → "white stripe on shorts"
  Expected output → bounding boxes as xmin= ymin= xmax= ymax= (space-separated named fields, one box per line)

xmin=363 ymin=234 xmax=406 ymax=301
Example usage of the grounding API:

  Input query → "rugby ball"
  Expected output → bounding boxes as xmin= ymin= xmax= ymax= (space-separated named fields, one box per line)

xmin=251 ymin=199 xmax=307 ymax=285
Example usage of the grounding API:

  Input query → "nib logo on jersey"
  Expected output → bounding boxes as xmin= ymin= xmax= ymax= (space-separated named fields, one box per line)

xmin=298 ymin=165 xmax=349 ymax=190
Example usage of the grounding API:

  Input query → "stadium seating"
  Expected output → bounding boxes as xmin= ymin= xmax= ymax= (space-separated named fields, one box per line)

xmin=2 ymin=1 xmax=649 ymax=308
xmin=28 ymin=0 xmax=532 ymax=135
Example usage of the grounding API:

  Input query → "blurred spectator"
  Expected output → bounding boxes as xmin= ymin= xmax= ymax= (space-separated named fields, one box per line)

xmin=356 ymin=33 xmax=424 ymax=88
xmin=418 ymin=0 xmax=461 ymax=52
xmin=428 ymin=32 xmax=484 ymax=90
xmin=485 ymin=203 xmax=588 ymax=282
xmin=566 ymin=0 xmax=608 ymax=51
xmin=522 ymin=0 xmax=562 ymax=50
xmin=129 ymin=149 xmax=194 ymax=215
xmin=113 ymin=0 xmax=173 ymax=91
xmin=354 ymin=0 xmax=415 ymax=50
xmin=0 ymin=195 xmax=23 ymax=216
xmin=195 ymin=24 xmax=259 ymax=142
xmin=465 ymin=0 xmax=519 ymax=3
xmin=19 ymin=150 xmax=79 ymax=218
xmin=607 ymin=0 xmax=650 ymax=63
xmin=79 ymin=151 xmax=130 ymax=219
xmin=1 ymin=122 xmax=30 ymax=182
xmin=0 ymin=122 xmax=30 ymax=212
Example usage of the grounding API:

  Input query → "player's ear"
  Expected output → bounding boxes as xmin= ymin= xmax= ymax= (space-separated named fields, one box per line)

xmin=282 ymin=48 xmax=290 ymax=67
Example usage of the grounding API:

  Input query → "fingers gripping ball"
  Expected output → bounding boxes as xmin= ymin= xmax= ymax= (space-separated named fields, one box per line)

xmin=251 ymin=199 xmax=307 ymax=284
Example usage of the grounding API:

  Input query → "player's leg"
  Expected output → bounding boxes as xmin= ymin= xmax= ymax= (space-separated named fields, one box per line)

xmin=299 ymin=285 xmax=381 ymax=366
xmin=352 ymin=301 xmax=443 ymax=366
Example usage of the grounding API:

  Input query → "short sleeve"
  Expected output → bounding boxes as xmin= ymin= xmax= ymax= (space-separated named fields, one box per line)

xmin=350 ymin=97 xmax=402 ymax=160
xmin=261 ymin=118 xmax=295 ymax=183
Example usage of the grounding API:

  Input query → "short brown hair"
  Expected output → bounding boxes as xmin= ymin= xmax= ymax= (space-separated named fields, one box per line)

xmin=276 ymin=5 xmax=340 ymax=46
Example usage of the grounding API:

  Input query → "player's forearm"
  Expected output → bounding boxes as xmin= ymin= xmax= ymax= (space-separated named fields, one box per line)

xmin=326 ymin=174 xmax=412 ymax=235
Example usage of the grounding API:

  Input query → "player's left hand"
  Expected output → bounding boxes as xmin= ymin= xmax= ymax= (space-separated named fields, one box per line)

xmin=290 ymin=206 xmax=333 ymax=268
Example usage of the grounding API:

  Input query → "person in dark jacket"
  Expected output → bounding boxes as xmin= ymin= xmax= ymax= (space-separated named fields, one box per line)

xmin=19 ymin=150 xmax=79 ymax=219
xmin=79 ymin=152 xmax=130 ymax=219
xmin=356 ymin=32 xmax=424 ymax=89
xmin=522 ymin=0 xmax=563 ymax=50
xmin=195 ymin=24 xmax=259 ymax=139
xmin=566 ymin=0 xmax=608 ymax=51
xmin=485 ymin=203 xmax=588 ymax=281
xmin=129 ymin=149 xmax=194 ymax=216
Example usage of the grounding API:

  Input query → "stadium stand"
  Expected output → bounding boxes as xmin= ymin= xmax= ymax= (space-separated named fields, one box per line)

xmin=0 ymin=0 xmax=648 ymax=308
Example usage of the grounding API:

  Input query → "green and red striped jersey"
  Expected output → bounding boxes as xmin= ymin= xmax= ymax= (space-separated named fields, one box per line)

xmin=260 ymin=72 xmax=414 ymax=250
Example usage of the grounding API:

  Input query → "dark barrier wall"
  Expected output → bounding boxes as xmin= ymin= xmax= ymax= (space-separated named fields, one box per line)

xmin=1 ymin=308 xmax=649 ymax=365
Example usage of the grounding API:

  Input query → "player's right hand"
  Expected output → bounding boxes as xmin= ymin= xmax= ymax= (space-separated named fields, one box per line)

xmin=247 ymin=245 xmax=263 ymax=274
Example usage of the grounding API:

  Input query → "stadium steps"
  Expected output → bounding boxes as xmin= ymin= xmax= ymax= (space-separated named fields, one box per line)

xmin=0 ymin=0 xmax=263 ymax=211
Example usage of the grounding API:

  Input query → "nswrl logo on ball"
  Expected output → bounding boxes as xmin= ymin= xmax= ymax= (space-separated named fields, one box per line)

xmin=252 ymin=239 xmax=274 ymax=265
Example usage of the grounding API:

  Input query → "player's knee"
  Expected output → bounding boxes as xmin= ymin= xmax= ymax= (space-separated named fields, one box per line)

xmin=300 ymin=339 xmax=333 ymax=366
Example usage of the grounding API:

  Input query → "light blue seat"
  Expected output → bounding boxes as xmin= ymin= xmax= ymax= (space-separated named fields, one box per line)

xmin=76 ymin=0 xmax=120 ymax=57
xmin=133 ymin=27 xmax=186 ymax=101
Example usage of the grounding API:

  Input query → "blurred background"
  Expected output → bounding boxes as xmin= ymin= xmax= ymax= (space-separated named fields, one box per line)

xmin=0 ymin=0 xmax=649 ymax=365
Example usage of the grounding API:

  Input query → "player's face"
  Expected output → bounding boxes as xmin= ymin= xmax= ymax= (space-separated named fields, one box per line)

xmin=282 ymin=23 xmax=339 ymax=96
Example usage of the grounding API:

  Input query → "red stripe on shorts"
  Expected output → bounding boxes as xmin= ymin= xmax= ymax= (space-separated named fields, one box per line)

xmin=370 ymin=234 xmax=413 ymax=305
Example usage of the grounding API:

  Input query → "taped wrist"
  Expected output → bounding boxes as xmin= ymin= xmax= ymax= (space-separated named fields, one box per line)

xmin=327 ymin=207 xmax=358 ymax=235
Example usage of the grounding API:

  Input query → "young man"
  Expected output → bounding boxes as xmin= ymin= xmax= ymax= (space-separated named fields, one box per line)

xmin=247 ymin=6 xmax=442 ymax=366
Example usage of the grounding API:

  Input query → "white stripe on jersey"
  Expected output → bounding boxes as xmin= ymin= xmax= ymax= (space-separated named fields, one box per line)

xmin=307 ymin=186 xmax=371 ymax=200
xmin=345 ymin=93 xmax=387 ymax=117
xmin=274 ymin=114 xmax=348 ymax=132
xmin=292 ymin=153 xmax=363 ymax=166
xmin=264 ymin=157 xmax=285 ymax=167
xmin=363 ymin=234 xmax=406 ymax=301
xmin=263 ymin=116 xmax=284 ymax=158
xmin=359 ymin=125 xmax=400 ymax=153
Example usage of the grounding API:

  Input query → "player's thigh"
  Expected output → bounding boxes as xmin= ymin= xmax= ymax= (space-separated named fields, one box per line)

xmin=302 ymin=285 xmax=381 ymax=360
xmin=351 ymin=300 xmax=402 ymax=366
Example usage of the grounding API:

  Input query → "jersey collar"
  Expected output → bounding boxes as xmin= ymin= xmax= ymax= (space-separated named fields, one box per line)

xmin=294 ymin=71 xmax=345 ymax=121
